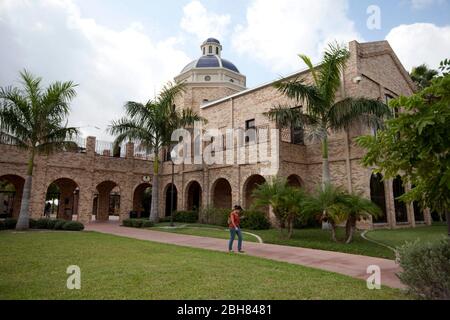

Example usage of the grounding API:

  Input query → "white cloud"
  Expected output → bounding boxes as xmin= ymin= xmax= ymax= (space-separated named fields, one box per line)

xmin=231 ymin=0 xmax=362 ymax=73
xmin=180 ymin=0 xmax=231 ymax=41
xmin=386 ymin=23 xmax=450 ymax=72
xmin=0 ymin=0 xmax=191 ymax=140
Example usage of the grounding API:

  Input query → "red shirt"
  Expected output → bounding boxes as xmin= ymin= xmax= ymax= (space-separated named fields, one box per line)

xmin=229 ymin=211 xmax=240 ymax=228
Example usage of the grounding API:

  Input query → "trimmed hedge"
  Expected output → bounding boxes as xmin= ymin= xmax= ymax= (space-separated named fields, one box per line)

xmin=398 ymin=239 xmax=450 ymax=300
xmin=173 ymin=211 xmax=199 ymax=223
xmin=0 ymin=218 xmax=84 ymax=232
xmin=122 ymin=219 xmax=154 ymax=229
xmin=62 ymin=221 xmax=85 ymax=231
xmin=240 ymin=210 xmax=271 ymax=230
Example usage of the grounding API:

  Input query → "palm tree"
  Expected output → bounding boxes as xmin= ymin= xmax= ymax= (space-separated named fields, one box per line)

xmin=252 ymin=177 xmax=308 ymax=239
xmin=109 ymin=82 xmax=204 ymax=223
xmin=0 ymin=70 xmax=79 ymax=230
xmin=265 ymin=43 xmax=392 ymax=188
xmin=410 ymin=64 xmax=438 ymax=90
xmin=340 ymin=193 xmax=381 ymax=244
xmin=302 ymin=184 xmax=348 ymax=242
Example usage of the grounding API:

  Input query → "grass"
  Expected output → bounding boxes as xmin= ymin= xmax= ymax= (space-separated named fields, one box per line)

xmin=150 ymin=223 xmax=448 ymax=260
xmin=152 ymin=223 xmax=394 ymax=259
xmin=0 ymin=230 xmax=407 ymax=300
xmin=365 ymin=224 xmax=448 ymax=249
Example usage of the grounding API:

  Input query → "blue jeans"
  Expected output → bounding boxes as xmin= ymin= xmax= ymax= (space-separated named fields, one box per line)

xmin=229 ymin=228 xmax=243 ymax=251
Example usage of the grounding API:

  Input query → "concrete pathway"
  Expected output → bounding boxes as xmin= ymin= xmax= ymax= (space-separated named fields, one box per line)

xmin=86 ymin=222 xmax=404 ymax=289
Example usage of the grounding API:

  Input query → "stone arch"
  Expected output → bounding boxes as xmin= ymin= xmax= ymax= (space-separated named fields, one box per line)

xmin=185 ymin=180 xmax=202 ymax=211
xmin=370 ymin=173 xmax=388 ymax=223
xmin=94 ymin=180 xmax=121 ymax=221
xmin=411 ymin=185 xmax=425 ymax=223
xmin=393 ymin=176 xmax=408 ymax=224
xmin=46 ymin=178 xmax=80 ymax=221
xmin=0 ymin=175 xmax=25 ymax=219
xmin=211 ymin=178 xmax=232 ymax=209
xmin=243 ymin=174 xmax=267 ymax=210
xmin=132 ymin=183 xmax=152 ymax=218
xmin=287 ymin=174 xmax=304 ymax=188
xmin=164 ymin=183 xmax=178 ymax=217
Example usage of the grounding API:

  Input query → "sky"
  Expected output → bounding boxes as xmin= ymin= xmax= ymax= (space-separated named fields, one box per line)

xmin=0 ymin=0 xmax=449 ymax=140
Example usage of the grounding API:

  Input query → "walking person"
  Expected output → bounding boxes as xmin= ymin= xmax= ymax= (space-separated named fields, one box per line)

xmin=228 ymin=205 xmax=244 ymax=253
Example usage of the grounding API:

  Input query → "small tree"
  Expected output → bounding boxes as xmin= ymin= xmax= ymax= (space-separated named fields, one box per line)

xmin=302 ymin=184 xmax=348 ymax=242
xmin=252 ymin=178 xmax=308 ymax=239
xmin=340 ymin=193 xmax=381 ymax=244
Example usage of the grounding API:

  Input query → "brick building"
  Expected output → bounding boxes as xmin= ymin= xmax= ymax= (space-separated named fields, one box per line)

xmin=0 ymin=38 xmax=432 ymax=228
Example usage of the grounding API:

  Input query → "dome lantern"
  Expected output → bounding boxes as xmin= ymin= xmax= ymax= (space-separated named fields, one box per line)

xmin=201 ymin=38 xmax=222 ymax=57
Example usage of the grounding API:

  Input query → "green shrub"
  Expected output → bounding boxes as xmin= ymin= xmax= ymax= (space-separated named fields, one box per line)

xmin=29 ymin=219 xmax=38 ymax=229
xmin=4 ymin=218 xmax=17 ymax=230
xmin=131 ymin=219 xmax=144 ymax=228
xmin=35 ymin=219 xmax=50 ymax=229
xmin=240 ymin=210 xmax=271 ymax=230
xmin=54 ymin=220 xmax=66 ymax=230
xmin=200 ymin=207 xmax=230 ymax=227
xmin=173 ymin=211 xmax=198 ymax=223
xmin=62 ymin=221 xmax=85 ymax=231
xmin=141 ymin=220 xmax=154 ymax=228
xmin=122 ymin=219 xmax=133 ymax=227
xmin=122 ymin=219 xmax=154 ymax=228
xmin=397 ymin=238 xmax=450 ymax=300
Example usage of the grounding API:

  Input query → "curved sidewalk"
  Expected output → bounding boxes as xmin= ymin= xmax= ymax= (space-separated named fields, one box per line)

xmin=86 ymin=222 xmax=404 ymax=289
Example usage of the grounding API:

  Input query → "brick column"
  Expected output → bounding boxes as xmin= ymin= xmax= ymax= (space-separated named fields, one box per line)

xmin=126 ymin=142 xmax=135 ymax=159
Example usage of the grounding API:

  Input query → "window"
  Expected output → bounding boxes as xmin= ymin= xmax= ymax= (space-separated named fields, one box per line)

xmin=216 ymin=47 xmax=219 ymax=55
xmin=245 ymin=119 xmax=256 ymax=143
xmin=385 ymin=94 xmax=398 ymax=117
xmin=204 ymin=75 xmax=211 ymax=81
xmin=291 ymin=107 xmax=305 ymax=145
xmin=203 ymin=47 xmax=205 ymax=55
xmin=209 ymin=46 xmax=212 ymax=54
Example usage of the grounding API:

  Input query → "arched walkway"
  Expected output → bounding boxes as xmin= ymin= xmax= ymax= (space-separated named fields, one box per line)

xmin=393 ymin=176 xmax=408 ymax=224
xmin=211 ymin=178 xmax=232 ymax=209
xmin=164 ymin=183 xmax=178 ymax=217
xmin=185 ymin=181 xmax=202 ymax=211
xmin=94 ymin=181 xmax=120 ymax=222
xmin=133 ymin=183 xmax=152 ymax=218
xmin=46 ymin=178 xmax=79 ymax=221
xmin=0 ymin=175 xmax=24 ymax=219
xmin=243 ymin=175 xmax=267 ymax=210
xmin=287 ymin=174 xmax=303 ymax=188
xmin=411 ymin=185 xmax=424 ymax=223
xmin=370 ymin=173 xmax=387 ymax=223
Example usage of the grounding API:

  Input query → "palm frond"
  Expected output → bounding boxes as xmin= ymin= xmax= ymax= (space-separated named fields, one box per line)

xmin=317 ymin=42 xmax=350 ymax=106
xmin=329 ymin=97 xmax=392 ymax=131
xmin=274 ymin=78 xmax=323 ymax=108
xmin=299 ymin=54 xmax=319 ymax=85
xmin=264 ymin=105 xmax=318 ymax=129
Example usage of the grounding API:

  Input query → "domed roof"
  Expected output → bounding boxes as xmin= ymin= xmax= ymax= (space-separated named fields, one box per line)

xmin=181 ymin=55 xmax=240 ymax=74
xmin=180 ymin=38 xmax=241 ymax=75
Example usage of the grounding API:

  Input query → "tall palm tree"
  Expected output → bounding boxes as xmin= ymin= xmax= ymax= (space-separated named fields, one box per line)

xmin=0 ymin=70 xmax=79 ymax=230
xmin=109 ymin=82 xmax=204 ymax=223
xmin=340 ymin=193 xmax=381 ymax=244
xmin=410 ymin=64 xmax=438 ymax=90
xmin=265 ymin=43 xmax=392 ymax=187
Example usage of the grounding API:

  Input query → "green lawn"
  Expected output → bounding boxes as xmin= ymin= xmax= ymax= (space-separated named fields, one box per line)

xmin=365 ymin=224 xmax=448 ymax=249
xmin=0 ymin=230 xmax=407 ymax=300
xmin=152 ymin=223 xmax=394 ymax=259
